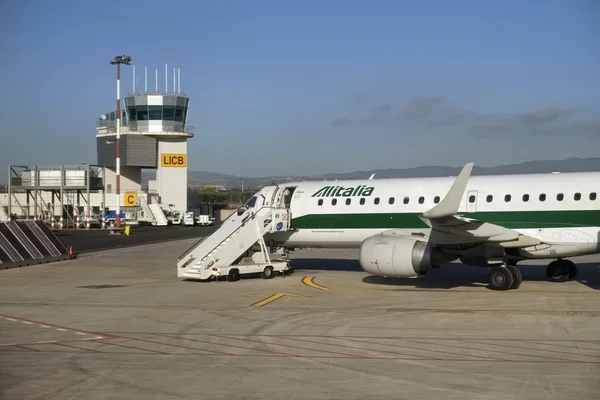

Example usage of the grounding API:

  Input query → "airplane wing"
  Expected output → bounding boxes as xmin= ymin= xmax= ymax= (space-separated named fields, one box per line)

xmin=418 ymin=162 xmax=542 ymax=248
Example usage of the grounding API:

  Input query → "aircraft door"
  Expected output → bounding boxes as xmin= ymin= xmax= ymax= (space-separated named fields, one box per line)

xmin=466 ymin=190 xmax=478 ymax=213
xmin=258 ymin=186 xmax=278 ymax=208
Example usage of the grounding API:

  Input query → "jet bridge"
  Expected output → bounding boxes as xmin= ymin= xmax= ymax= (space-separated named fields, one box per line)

xmin=0 ymin=220 xmax=74 ymax=269
xmin=177 ymin=204 xmax=292 ymax=281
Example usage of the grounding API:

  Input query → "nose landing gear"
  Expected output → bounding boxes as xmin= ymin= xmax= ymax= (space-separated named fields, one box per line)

xmin=546 ymin=259 xmax=577 ymax=282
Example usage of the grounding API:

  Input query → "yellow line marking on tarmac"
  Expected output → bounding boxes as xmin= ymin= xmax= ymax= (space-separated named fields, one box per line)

xmin=250 ymin=293 xmax=302 ymax=307
xmin=302 ymin=276 xmax=331 ymax=291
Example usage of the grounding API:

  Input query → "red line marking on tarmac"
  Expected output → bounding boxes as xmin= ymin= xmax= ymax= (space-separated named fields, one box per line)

xmin=14 ymin=345 xmax=40 ymax=352
xmin=332 ymin=336 xmax=505 ymax=361
xmin=517 ymin=340 xmax=600 ymax=352
xmin=0 ymin=313 xmax=114 ymax=340
xmin=269 ymin=335 xmax=436 ymax=360
xmin=92 ymin=340 xmax=169 ymax=355
xmin=458 ymin=339 xmax=600 ymax=359
xmin=156 ymin=333 xmax=300 ymax=357
xmin=214 ymin=334 xmax=373 ymax=359
xmin=101 ymin=333 xmax=600 ymax=343
xmin=2 ymin=338 xmax=108 ymax=348
xmin=398 ymin=338 xmax=584 ymax=363
xmin=54 ymin=343 xmax=102 ymax=353
xmin=115 ymin=334 xmax=236 ymax=356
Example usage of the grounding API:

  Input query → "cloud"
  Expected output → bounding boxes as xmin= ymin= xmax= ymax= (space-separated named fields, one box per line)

xmin=372 ymin=103 xmax=392 ymax=115
xmin=331 ymin=117 xmax=352 ymax=126
xmin=396 ymin=97 xmax=598 ymax=139
xmin=469 ymin=109 xmax=600 ymax=139
xmin=330 ymin=103 xmax=391 ymax=127
xmin=403 ymin=96 xmax=444 ymax=119
xmin=515 ymin=106 xmax=574 ymax=124
xmin=330 ymin=94 xmax=600 ymax=139
xmin=395 ymin=96 xmax=469 ymax=128
xmin=357 ymin=115 xmax=379 ymax=126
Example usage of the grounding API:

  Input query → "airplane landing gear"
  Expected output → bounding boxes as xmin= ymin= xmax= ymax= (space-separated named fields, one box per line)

xmin=506 ymin=265 xmax=523 ymax=289
xmin=546 ymin=259 xmax=577 ymax=282
xmin=488 ymin=265 xmax=522 ymax=290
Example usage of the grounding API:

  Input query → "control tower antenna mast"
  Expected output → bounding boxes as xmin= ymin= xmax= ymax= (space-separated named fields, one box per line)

xmin=109 ymin=54 xmax=133 ymax=231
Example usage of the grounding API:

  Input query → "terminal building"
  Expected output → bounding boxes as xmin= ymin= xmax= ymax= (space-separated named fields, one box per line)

xmin=1 ymin=65 xmax=196 ymax=227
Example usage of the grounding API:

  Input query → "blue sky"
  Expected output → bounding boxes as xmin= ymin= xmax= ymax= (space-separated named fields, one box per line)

xmin=1 ymin=0 xmax=598 ymax=180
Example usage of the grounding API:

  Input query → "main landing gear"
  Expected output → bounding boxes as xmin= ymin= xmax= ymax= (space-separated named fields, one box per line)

xmin=488 ymin=265 xmax=522 ymax=291
xmin=546 ymin=258 xmax=577 ymax=282
xmin=488 ymin=258 xmax=578 ymax=290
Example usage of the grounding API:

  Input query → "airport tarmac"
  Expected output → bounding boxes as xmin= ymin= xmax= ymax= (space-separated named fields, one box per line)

xmin=1 ymin=238 xmax=600 ymax=399
xmin=54 ymin=224 xmax=218 ymax=254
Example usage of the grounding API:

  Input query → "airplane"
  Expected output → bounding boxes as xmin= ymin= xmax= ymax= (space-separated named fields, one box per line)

xmin=261 ymin=162 xmax=600 ymax=289
xmin=179 ymin=162 xmax=600 ymax=290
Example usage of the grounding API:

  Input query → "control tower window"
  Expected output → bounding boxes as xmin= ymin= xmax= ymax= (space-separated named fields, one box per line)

xmin=149 ymin=106 xmax=162 ymax=120
xmin=136 ymin=105 xmax=149 ymax=120
xmin=127 ymin=107 xmax=137 ymax=121
xmin=163 ymin=105 xmax=175 ymax=121
xmin=175 ymin=106 xmax=185 ymax=122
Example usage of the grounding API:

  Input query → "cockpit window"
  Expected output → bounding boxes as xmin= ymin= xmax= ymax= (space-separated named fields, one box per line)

xmin=243 ymin=196 xmax=257 ymax=208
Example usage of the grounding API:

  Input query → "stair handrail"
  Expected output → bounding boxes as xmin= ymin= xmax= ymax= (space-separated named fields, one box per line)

xmin=177 ymin=206 xmax=270 ymax=263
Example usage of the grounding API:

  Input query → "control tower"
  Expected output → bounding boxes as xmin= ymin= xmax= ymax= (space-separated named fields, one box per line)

xmin=95 ymin=65 xmax=194 ymax=213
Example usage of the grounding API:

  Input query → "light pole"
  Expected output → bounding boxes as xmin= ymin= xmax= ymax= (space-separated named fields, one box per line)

xmin=109 ymin=55 xmax=133 ymax=230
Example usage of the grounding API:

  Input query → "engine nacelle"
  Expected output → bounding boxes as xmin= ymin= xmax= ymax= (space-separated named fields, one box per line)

xmin=359 ymin=235 xmax=455 ymax=277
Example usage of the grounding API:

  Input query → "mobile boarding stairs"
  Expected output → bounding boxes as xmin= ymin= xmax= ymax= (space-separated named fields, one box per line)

xmin=177 ymin=206 xmax=292 ymax=281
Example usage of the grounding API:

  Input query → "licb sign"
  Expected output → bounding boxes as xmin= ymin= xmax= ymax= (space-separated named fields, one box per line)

xmin=161 ymin=154 xmax=187 ymax=167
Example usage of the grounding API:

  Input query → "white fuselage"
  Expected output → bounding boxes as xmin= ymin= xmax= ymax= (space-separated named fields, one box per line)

xmin=252 ymin=171 xmax=600 ymax=260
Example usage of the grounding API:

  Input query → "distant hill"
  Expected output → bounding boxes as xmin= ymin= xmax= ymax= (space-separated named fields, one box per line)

xmin=143 ymin=157 xmax=600 ymax=189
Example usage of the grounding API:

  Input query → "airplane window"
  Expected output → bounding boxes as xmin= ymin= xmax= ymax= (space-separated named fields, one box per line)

xmin=389 ymin=197 xmax=395 ymax=204
xmin=539 ymin=193 xmax=546 ymax=201
xmin=418 ymin=196 xmax=424 ymax=204
xmin=486 ymin=195 xmax=493 ymax=202
xmin=374 ymin=197 xmax=380 ymax=204
xmin=522 ymin=194 xmax=529 ymax=202
xmin=468 ymin=195 xmax=475 ymax=203
xmin=403 ymin=197 xmax=409 ymax=204
xmin=318 ymin=199 xmax=323 ymax=206
xmin=434 ymin=196 xmax=440 ymax=204
xmin=243 ymin=196 xmax=257 ymax=208
xmin=505 ymin=194 xmax=511 ymax=202
xmin=557 ymin=193 xmax=564 ymax=201
xmin=574 ymin=193 xmax=581 ymax=201
xmin=346 ymin=198 xmax=351 ymax=205
xmin=332 ymin=199 xmax=337 ymax=205
xmin=360 ymin=198 xmax=365 ymax=205
xmin=591 ymin=192 xmax=597 ymax=201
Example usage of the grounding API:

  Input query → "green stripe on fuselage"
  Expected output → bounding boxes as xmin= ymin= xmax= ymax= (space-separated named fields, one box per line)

xmin=291 ymin=210 xmax=600 ymax=230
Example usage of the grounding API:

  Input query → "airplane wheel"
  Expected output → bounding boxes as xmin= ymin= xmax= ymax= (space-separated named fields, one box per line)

xmin=488 ymin=266 xmax=514 ymax=291
xmin=562 ymin=259 xmax=577 ymax=280
xmin=261 ymin=265 xmax=274 ymax=279
xmin=506 ymin=265 xmax=523 ymax=289
xmin=546 ymin=260 xmax=569 ymax=282
xmin=227 ymin=269 xmax=240 ymax=282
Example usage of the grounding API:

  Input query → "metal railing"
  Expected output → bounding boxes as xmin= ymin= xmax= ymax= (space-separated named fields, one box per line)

xmin=96 ymin=120 xmax=194 ymax=134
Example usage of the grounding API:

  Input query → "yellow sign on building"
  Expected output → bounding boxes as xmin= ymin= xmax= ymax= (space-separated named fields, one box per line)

xmin=161 ymin=153 xmax=187 ymax=167
xmin=124 ymin=192 xmax=138 ymax=207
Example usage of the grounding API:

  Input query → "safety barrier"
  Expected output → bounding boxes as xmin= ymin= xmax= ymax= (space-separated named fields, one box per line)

xmin=0 ymin=221 xmax=75 ymax=270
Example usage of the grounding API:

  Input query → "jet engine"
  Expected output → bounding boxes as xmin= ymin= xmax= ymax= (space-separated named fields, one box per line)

xmin=359 ymin=234 xmax=456 ymax=277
